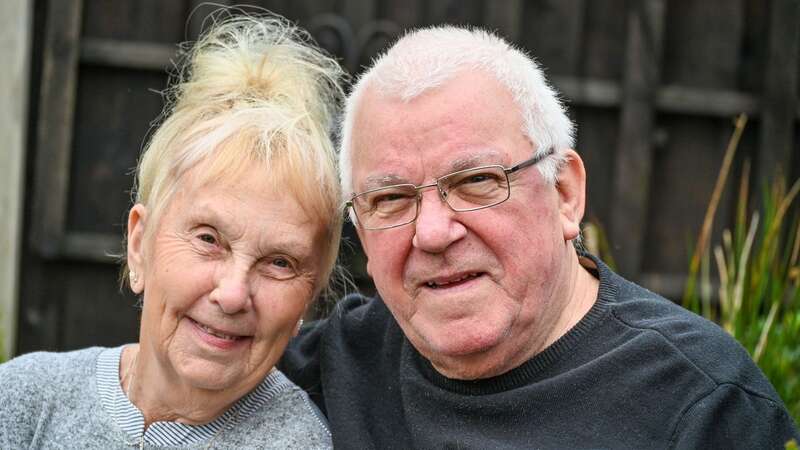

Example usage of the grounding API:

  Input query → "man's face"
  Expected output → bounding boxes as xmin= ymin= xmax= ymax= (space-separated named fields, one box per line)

xmin=350 ymin=71 xmax=582 ymax=379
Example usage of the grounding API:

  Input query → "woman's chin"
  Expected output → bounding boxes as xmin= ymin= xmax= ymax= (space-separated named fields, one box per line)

xmin=174 ymin=359 xmax=251 ymax=391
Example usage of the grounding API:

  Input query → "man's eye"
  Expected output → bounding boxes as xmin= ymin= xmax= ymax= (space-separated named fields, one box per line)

xmin=374 ymin=192 xmax=410 ymax=204
xmin=198 ymin=233 xmax=217 ymax=245
xmin=463 ymin=171 xmax=504 ymax=184
xmin=465 ymin=174 xmax=493 ymax=183
xmin=272 ymin=257 xmax=290 ymax=268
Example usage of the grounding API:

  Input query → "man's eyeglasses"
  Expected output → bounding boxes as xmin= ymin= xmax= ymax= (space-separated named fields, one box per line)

xmin=346 ymin=148 xmax=554 ymax=230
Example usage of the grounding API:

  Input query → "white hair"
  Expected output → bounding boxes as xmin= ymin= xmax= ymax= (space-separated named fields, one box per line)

xmin=339 ymin=25 xmax=575 ymax=200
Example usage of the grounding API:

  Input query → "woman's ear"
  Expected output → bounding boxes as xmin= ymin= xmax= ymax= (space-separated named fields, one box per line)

xmin=127 ymin=204 xmax=148 ymax=294
xmin=555 ymin=150 xmax=587 ymax=242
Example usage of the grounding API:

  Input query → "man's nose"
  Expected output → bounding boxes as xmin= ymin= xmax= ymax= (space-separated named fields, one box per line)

xmin=412 ymin=189 xmax=467 ymax=253
xmin=210 ymin=262 xmax=252 ymax=314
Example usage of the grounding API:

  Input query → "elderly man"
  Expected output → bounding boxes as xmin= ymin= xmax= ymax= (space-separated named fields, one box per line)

xmin=280 ymin=26 xmax=799 ymax=448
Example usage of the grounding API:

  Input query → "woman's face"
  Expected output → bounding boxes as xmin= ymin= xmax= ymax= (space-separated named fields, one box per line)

xmin=128 ymin=159 xmax=325 ymax=393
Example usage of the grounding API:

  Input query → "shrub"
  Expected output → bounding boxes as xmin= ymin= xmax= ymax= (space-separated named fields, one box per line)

xmin=683 ymin=114 xmax=800 ymax=423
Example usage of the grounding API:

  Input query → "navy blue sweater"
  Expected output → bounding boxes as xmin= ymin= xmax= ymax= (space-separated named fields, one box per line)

xmin=280 ymin=257 xmax=799 ymax=449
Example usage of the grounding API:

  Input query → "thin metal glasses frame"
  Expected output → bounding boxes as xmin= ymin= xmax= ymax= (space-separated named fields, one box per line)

xmin=346 ymin=148 xmax=555 ymax=230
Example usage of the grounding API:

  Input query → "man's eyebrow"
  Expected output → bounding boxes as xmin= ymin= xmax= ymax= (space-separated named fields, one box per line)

xmin=448 ymin=151 xmax=503 ymax=172
xmin=361 ymin=174 xmax=409 ymax=191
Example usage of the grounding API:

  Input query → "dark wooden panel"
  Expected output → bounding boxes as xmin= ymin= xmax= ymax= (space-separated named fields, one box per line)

xmin=519 ymin=0 xmax=585 ymax=75
xmin=82 ymin=0 xmax=185 ymax=43
xmin=642 ymin=0 xmax=745 ymax=275
xmin=610 ymin=0 xmax=666 ymax=277
xmin=17 ymin=257 xmax=65 ymax=353
xmin=757 ymin=0 xmax=799 ymax=184
xmin=31 ymin=0 xmax=83 ymax=258
xmin=484 ymin=0 xmax=523 ymax=42
xmin=580 ymin=0 xmax=627 ymax=80
xmin=342 ymin=0 xmax=375 ymax=31
xmin=424 ymin=0 xmax=483 ymax=26
xmin=574 ymin=107 xmax=619 ymax=227
xmin=740 ymin=0 xmax=768 ymax=93
xmin=60 ymin=263 xmax=140 ymax=350
xmin=662 ymin=0 xmax=744 ymax=89
xmin=643 ymin=115 xmax=743 ymax=274
xmin=81 ymin=38 xmax=176 ymax=71
xmin=381 ymin=0 xmax=424 ymax=29
xmin=186 ymin=0 xmax=233 ymax=40
xmin=67 ymin=66 xmax=166 ymax=235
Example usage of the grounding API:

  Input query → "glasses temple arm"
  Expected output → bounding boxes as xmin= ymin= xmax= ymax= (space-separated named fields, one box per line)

xmin=506 ymin=147 xmax=556 ymax=174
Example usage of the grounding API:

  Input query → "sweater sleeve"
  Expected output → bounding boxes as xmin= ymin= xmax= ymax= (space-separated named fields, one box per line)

xmin=278 ymin=318 xmax=328 ymax=414
xmin=669 ymin=383 xmax=799 ymax=449
xmin=0 ymin=353 xmax=47 ymax=449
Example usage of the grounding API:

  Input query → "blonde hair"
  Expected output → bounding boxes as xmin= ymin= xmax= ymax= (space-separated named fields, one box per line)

xmin=124 ymin=11 xmax=344 ymax=294
xmin=340 ymin=25 xmax=574 ymax=199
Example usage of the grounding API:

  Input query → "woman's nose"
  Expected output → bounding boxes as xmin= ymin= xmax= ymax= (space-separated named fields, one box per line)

xmin=209 ymin=263 xmax=252 ymax=314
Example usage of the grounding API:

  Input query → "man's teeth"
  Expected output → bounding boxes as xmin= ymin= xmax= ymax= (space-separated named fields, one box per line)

xmin=198 ymin=323 xmax=238 ymax=340
xmin=426 ymin=273 xmax=479 ymax=288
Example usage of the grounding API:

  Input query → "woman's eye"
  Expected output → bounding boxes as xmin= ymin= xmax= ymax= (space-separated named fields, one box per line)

xmin=262 ymin=256 xmax=297 ymax=280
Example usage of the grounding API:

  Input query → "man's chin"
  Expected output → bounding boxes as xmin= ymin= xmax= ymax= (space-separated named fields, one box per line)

xmin=413 ymin=327 xmax=512 ymax=380
xmin=427 ymin=352 xmax=507 ymax=380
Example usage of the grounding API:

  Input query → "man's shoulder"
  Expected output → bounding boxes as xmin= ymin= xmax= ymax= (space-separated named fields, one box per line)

xmin=600 ymin=265 xmax=781 ymax=401
xmin=323 ymin=293 xmax=395 ymax=332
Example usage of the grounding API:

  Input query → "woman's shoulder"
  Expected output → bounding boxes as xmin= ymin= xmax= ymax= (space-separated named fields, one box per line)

xmin=0 ymin=346 xmax=110 ymax=402
xmin=1 ymin=347 xmax=105 ymax=379
xmin=0 ymin=347 xmax=112 ymax=448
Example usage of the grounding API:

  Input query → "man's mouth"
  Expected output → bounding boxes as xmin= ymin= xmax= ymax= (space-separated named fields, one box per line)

xmin=424 ymin=272 xmax=483 ymax=289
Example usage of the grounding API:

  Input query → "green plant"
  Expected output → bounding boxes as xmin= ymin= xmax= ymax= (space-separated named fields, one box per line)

xmin=683 ymin=114 xmax=800 ymax=423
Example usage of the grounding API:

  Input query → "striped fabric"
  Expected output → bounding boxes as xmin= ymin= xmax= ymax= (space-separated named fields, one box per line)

xmin=96 ymin=346 xmax=293 ymax=446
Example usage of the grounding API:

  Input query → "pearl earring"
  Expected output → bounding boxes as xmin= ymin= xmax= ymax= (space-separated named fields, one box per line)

xmin=130 ymin=271 xmax=138 ymax=284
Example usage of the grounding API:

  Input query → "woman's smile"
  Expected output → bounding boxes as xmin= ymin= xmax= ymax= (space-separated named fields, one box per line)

xmin=187 ymin=317 xmax=251 ymax=351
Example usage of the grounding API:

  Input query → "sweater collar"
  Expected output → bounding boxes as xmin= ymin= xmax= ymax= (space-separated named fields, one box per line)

xmin=95 ymin=345 xmax=293 ymax=446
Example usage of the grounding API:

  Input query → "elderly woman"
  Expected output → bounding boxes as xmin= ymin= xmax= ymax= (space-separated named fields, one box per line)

xmin=0 ymin=13 xmax=341 ymax=449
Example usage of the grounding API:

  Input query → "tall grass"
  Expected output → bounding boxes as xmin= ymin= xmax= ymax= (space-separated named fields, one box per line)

xmin=683 ymin=114 xmax=800 ymax=423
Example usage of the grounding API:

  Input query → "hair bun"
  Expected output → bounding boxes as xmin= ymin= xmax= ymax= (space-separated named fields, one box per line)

xmin=172 ymin=13 xmax=343 ymax=131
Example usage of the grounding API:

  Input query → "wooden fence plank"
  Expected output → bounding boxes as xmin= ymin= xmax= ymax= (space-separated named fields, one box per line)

xmin=757 ymin=0 xmax=799 ymax=184
xmin=609 ymin=0 xmax=666 ymax=278
xmin=0 ymin=0 xmax=32 ymax=358
xmin=31 ymin=0 xmax=83 ymax=258
xmin=187 ymin=0 xmax=233 ymax=40
xmin=81 ymin=38 xmax=176 ymax=71
xmin=484 ymin=0 xmax=522 ymax=42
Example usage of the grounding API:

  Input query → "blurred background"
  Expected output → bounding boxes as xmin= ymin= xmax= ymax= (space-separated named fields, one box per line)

xmin=0 ymin=0 xmax=798 ymax=359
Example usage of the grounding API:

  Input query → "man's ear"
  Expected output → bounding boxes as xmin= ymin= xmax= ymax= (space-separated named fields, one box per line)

xmin=127 ymin=204 xmax=148 ymax=294
xmin=555 ymin=149 xmax=586 ymax=242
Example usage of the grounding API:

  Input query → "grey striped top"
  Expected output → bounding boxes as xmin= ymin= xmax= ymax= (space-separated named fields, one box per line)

xmin=0 ymin=346 xmax=332 ymax=449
